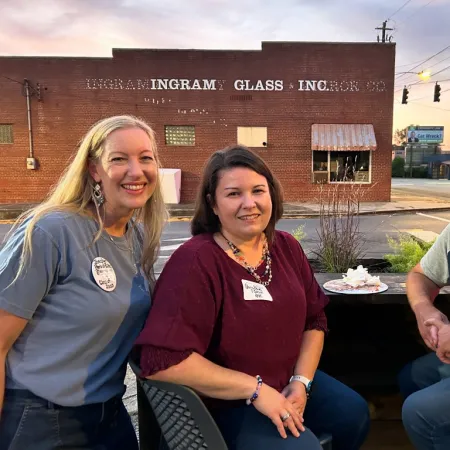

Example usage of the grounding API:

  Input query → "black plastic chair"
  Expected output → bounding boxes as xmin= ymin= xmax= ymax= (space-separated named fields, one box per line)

xmin=130 ymin=358 xmax=332 ymax=450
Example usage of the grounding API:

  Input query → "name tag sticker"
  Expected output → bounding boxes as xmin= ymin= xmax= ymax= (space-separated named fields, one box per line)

xmin=92 ymin=257 xmax=117 ymax=292
xmin=242 ymin=280 xmax=273 ymax=301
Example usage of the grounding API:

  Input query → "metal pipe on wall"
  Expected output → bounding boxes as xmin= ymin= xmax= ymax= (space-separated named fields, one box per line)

xmin=24 ymin=78 xmax=34 ymax=159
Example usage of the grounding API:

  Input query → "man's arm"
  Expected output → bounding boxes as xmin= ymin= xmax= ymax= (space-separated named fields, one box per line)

xmin=407 ymin=263 xmax=441 ymax=312
xmin=407 ymin=264 xmax=448 ymax=350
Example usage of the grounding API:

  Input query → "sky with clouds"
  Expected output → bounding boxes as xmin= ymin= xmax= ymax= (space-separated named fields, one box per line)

xmin=1 ymin=0 xmax=449 ymax=146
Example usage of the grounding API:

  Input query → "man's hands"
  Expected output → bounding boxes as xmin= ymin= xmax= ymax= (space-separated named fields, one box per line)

xmin=413 ymin=302 xmax=449 ymax=350
xmin=425 ymin=318 xmax=450 ymax=364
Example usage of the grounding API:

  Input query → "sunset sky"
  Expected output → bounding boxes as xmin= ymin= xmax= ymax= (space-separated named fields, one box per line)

xmin=1 ymin=0 xmax=449 ymax=147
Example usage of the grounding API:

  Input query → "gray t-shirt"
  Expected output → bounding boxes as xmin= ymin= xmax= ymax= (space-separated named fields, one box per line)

xmin=0 ymin=212 xmax=150 ymax=406
xmin=421 ymin=224 xmax=450 ymax=287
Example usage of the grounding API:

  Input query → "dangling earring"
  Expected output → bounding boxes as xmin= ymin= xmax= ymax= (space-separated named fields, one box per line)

xmin=92 ymin=183 xmax=105 ymax=206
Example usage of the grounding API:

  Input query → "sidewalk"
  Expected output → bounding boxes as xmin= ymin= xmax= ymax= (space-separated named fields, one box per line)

xmin=168 ymin=190 xmax=450 ymax=218
xmin=2 ymin=191 xmax=450 ymax=220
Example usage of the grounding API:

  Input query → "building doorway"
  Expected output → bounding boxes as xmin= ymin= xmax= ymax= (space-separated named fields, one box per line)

xmin=431 ymin=162 xmax=450 ymax=180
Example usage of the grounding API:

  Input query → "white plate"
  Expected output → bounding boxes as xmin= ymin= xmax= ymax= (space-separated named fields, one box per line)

xmin=323 ymin=280 xmax=389 ymax=295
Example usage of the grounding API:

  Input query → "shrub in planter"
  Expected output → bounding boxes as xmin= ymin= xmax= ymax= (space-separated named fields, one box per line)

xmin=291 ymin=224 xmax=307 ymax=242
xmin=384 ymin=234 xmax=434 ymax=273
xmin=312 ymin=184 xmax=366 ymax=273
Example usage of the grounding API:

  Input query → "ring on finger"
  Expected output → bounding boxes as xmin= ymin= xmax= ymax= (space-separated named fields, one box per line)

xmin=281 ymin=412 xmax=291 ymax=422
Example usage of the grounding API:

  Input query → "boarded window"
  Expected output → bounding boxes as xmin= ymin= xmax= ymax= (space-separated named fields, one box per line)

xmin=0 ymin=125 xmax=13 ymax=144
xmin=237 ymin=127 xmax=267 ymax=148
xmin=165 ymin=126 xmax=195 ymax=146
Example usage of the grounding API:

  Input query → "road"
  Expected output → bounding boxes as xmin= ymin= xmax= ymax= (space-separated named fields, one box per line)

xmin=392 ymin=178 xmax=450 ymax=200
xmin=157 ymin=211 xmax=450 ymax=271
xmin=2 ymin=212 xmax=450 ymax=273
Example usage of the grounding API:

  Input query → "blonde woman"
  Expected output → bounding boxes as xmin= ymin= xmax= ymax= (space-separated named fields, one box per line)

xmin=0 ymin=115 xmax=167 ymax=450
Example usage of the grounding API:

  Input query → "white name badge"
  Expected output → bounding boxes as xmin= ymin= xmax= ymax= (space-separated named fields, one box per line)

xmin=242 ymin=280 xmax=273 ymax=301
xmin=92 ymin=257 xmax=117 ymax=292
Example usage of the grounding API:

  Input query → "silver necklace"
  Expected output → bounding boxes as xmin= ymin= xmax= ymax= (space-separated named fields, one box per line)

xmin=102 ymin=232 xmax=139 ymax=275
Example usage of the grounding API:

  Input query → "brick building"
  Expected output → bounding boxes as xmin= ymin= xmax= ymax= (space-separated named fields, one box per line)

xmin=0 ymin=41 xmax=395 ymax=204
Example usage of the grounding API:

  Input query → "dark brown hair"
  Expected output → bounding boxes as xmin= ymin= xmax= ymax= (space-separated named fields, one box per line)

xmin=191 ymin=145 xmax=284 ymax=243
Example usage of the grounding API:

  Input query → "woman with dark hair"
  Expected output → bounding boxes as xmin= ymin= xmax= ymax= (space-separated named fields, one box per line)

xmin=134 ymin=145 xmax=370 ymax=450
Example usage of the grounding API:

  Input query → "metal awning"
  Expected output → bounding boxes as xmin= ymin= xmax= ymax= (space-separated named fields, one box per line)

xmin=312 ymin=124 xmax=377 ymax=151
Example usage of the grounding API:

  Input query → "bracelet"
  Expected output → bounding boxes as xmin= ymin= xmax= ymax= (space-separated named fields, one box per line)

xmin=246 ymin=375 xmax=263 ymax=405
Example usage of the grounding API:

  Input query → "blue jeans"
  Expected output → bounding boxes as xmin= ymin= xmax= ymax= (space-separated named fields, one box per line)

xmin=212 ymin=370 xmax=370 ymax=450
xmin=0 ymin=389 xmax=138 ymax=450
xmin=399 ymin=352 xmax=450 ymax=450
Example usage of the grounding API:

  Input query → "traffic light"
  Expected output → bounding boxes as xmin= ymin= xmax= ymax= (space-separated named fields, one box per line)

xmin=401 ymin=86 xmax=409 ymax=104
xmin=434 ymin=83 xmax=441 ymax=102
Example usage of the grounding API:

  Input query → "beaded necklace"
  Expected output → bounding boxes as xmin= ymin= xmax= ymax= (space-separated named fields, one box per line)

xmin=221 ymin=232 xmax=273 ymax=287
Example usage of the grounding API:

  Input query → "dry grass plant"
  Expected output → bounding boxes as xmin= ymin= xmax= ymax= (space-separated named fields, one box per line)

xmin=313 ymin=184 xmax=368 ymax=273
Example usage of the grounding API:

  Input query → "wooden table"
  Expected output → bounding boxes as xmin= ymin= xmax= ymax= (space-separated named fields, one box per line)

xmin=315 ymin=273 xmax=450 ymax=304
xmin=314 ymin=273 xmax=450 ymax=390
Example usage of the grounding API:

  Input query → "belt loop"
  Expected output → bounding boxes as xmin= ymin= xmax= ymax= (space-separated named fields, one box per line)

xmin=47 ymin=400 xmax=56 ymax=410
xmin=100 ymin=401 xmax=105 ymax=422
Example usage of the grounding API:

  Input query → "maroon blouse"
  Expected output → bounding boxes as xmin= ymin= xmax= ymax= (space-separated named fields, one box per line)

xmin=134 ymin=231 xmax=329 ymax=393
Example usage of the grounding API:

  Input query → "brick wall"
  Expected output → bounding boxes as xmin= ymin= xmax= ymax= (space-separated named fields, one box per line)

xmin=0 ymin=42 xmax=395 ymax=204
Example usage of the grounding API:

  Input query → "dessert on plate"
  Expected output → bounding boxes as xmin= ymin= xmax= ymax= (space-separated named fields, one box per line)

xmin=324 ymin=265 xmax=383 ymax=292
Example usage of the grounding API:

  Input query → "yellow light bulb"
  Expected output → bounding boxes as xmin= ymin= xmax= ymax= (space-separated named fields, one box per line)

xmin=419 ymin=70 xmax=431 ymax=80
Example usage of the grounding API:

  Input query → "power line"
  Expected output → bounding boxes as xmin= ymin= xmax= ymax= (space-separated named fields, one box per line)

xmin=388 ymin=0 xmax=414 ymax=20
xmin=394 ymin=78 xmax=450 ymax=94
xmin=412 ymin=102 xmax=450 ymax=112
xmin=395 ymin=56 xmax=450 ymax=87
xmin=402 ymin=67 xmax=450 ymax=86
xmin=425 ymin=54 xmax=450 ymax=71
xmin=396 ymin=51 xmax=450 ymax=85
xmin=408 ymin=95 xmax=429 ymax=102
xmin=394 ymin=54 xmax=450 ymax=84
xmin=0 ymin=75 xmax=25 ymax=85
xmin=395 ymin=43 xmax=450 ymax=80
xmin=405 ymin=65 xmax=450 ymax=89
xmin=396 ymin=58 xmax=437 ymax=68
xmin=430 ymin=64 xmax=450 ymax=78
xmin=391 ymin=0 xmax=436 ymax=35
xmin=402 ymin=0 xmax=435 ymax=21
xmin=396 ymin=78 xmax=450 ymax=89
xmin=408 ymin=86 xmax=450 ymax=102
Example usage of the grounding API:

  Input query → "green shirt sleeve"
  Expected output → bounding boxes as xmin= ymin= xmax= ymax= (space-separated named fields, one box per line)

xmin=420 ymin=224 xmax=450 ymax=287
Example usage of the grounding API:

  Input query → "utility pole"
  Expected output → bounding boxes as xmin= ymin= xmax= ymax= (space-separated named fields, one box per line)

xmin=409 ymin=144 xmax=413 ymax=178
xmin=376 ymin=21 xmax=394 ymax=43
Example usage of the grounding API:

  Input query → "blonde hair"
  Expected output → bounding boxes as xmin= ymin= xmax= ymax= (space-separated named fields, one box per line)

xmin=9 ymin=115 xmax=168 ymax=287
